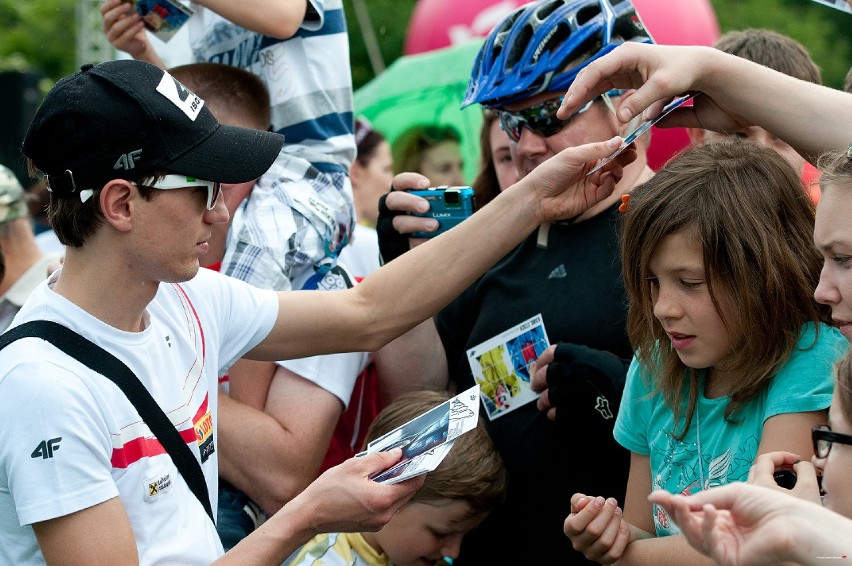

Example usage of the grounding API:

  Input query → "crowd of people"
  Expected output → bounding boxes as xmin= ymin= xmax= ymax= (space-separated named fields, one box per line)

xmin=0 ymin=0 xmax=851 ymax=564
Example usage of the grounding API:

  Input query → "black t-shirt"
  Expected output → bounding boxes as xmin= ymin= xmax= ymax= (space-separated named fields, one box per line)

xmin=436 ymin=204 xmax=632 ymax=565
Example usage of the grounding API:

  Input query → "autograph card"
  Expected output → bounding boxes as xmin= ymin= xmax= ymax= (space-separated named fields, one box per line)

xmin=588 ymin=93 xmax=697 ymax=175
xmin=124 ymin=0 xmax=194 ymax=42
xmin=362 ymin=385 xmax=480 ymax=484
xmin=466 ymin=314 xmax=550 ymax=420
xmin=810 ymin=0 xmax=852 ymax=12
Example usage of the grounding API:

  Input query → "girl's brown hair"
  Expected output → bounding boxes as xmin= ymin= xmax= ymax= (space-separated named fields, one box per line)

xmin=621 ymin=140 xmax=829 ymax=438
xmin=817 ymin=148 xmax=852 ymax=192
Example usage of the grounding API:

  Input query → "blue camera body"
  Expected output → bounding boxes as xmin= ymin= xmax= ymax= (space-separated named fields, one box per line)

xmin=408 ymin=186 xmax=476 ymax=238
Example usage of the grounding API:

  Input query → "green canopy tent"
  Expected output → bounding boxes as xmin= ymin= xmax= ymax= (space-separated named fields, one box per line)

xmin=353 ymin=39 xmax=485 ymax=184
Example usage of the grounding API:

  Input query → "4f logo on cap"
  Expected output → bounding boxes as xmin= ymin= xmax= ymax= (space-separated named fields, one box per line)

xmin=114 ymin=149 xmax=142 ymax=171
xmin=156 ymin=72 xmax=204 ymax=121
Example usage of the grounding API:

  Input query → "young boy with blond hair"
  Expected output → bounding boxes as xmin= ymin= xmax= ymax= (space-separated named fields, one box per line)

xmin=291 ymin=390 xmax=507 ymax=566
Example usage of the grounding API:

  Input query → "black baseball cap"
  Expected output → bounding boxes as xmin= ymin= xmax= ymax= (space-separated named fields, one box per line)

xmin=22 ymin=60 xmax=284 ymax=196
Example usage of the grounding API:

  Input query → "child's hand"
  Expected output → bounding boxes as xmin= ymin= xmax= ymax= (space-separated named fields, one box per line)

xmin=747 ymin=451 xmax=821 ymax=504
xmin=563 ymin=493 xmax=631 ymax=564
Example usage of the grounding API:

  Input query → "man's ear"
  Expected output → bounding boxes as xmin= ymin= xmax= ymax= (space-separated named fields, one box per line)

xmin=99 ymin=180 xmax=135 ymax=233
xmin=686 ymin=127 xmax=706 ymax=146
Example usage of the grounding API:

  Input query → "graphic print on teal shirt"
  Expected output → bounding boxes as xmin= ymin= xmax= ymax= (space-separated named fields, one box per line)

xmin=648 ymin=413 xmax=759 ymax=535
xmin=614 ymin=322 xmax=843 ymax=536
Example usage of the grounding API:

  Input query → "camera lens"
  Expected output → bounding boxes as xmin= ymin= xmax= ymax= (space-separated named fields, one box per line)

xmin=773 ymin=470 xmax=797 ymax=489
xmin=444 ymin=191 xmax=460 ymax=206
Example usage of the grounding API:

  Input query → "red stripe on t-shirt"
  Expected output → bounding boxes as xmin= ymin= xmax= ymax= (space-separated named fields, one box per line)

xmin=111 ymin=427 xmax=198 ymax=468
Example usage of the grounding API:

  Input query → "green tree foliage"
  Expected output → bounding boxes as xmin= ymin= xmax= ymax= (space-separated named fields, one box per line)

xmin=710 ymin=0 xmax=851 ymax=89
xmin=0 ymin=0 xmax=75 ymax=80
xmin=343 ymin=0 xmax=417 ymax=89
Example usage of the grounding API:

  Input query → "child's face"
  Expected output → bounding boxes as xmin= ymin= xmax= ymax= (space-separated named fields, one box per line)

xmin=814 ymin=183 xmax=852 ymax=341
xmin=365 ymin=499 xmax=485 ymax=566
xmin=648 ymin=230 xmax=739 ymax=378
xmin=812 ymin=391 xmax=852 ymax=518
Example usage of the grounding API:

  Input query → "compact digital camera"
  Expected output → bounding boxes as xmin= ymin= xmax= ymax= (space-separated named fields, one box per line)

xmin=408 ymin=186 xmax=476 ymax=238
xmin=773 ymin=469 xmax=797 ymax=490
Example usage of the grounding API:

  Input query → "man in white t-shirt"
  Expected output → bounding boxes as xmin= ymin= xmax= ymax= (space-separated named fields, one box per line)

xmin=0 ymin=59 xmax=634 ymax=564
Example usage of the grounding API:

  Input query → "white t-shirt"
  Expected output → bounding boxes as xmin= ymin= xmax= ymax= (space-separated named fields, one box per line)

xmin=338 ymin=223 xmax=380 ymax=280
xmin=0 ymin=268 xmax=278 ymax=565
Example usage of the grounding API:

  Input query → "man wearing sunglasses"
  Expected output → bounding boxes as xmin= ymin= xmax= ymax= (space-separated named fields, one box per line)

xmin=0 ymin=54 xmax=634 ymax=564
xmin=375 ymin=1 xmax=655 ymax=563
xmin=136 ymin=175 xmax=223 ymax=210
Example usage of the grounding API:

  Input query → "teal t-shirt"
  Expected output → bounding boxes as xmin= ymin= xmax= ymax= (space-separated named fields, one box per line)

xmin=614 ymin=322 xmax=846 ymax=536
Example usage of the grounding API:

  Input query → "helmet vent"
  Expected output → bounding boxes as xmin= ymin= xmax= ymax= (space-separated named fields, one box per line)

xmin=612 ymin=12 xmax=650 ymax=43
xmin=533 ymin=23 xmax=571 ymax=64
xmin=507 ymin=25 xmax=534 ymax=69
xmin=576 ymin=4 xmax=603 ymax=26
xmin=568 ymin=36 xmax=604 ymax=69
xmin=535 ymin=0 xmax=563 ymax=21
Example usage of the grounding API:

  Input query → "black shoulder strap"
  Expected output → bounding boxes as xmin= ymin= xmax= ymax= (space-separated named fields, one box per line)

xmin=0 ymin=320 xmax=214 ymax=524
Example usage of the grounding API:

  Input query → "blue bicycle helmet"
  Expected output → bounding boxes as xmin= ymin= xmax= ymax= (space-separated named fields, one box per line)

xmin=462 ymin=0 xmax=653 ymax=109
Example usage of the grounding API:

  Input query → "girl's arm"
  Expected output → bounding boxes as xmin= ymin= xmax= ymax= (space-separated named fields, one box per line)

xmin=755 ymin=410 xmax=825 ymax=459
xmin=621 ymin=453 xmax=654 ymax=533
xmin=613 ymin=454 xmax=715 ymax=566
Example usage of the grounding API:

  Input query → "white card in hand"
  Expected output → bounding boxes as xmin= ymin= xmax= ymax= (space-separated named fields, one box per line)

xmin=587 ymin=93 xmax=697 ymax=175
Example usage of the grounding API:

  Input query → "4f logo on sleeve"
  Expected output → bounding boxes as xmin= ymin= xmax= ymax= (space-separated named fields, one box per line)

xmin=31 ymin=437 xmax=62 ymax=459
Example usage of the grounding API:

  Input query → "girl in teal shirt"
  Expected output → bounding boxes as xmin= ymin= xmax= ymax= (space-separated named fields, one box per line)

xmin=559 ymin=140 xmax=846 ymax=564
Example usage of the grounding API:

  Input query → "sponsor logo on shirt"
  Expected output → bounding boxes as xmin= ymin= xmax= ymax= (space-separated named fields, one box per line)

xmin=195 ymin=409 xmax=215 ymax=463
xmin=145 ymin=470 xmax=173 ymax=501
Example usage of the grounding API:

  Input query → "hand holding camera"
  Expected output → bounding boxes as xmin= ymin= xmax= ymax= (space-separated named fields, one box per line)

xmin=747 ymin=451 xmax=821 ymax=504
xmin=377 ymin=180 xmax=476 ymax=264
xmin=407 ymin=186 xmax=476 ymax=238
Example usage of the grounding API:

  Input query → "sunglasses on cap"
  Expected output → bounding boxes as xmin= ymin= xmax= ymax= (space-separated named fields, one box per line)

xmin=495 ymin=89 xmax=624 ymax=143
xmin=137 ymin=174 xmax=223 ymax=210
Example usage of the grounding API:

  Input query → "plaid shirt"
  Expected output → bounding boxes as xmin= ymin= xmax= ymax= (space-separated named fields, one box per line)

xmin=221 ymin=152 xmax=354 ymax=292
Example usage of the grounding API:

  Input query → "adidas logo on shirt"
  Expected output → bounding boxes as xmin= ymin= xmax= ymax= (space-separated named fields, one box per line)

xmin=548 ymin=264 xmax=567 ymax=279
